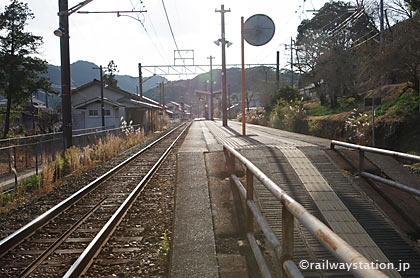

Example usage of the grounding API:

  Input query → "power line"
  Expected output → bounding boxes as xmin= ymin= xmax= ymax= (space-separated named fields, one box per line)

xmin=161 ymin=0 xmax=180 ymax=51
xmin=253 ymin=0 xmax=306 ymax=63
xmin=127 ymin=0 xmax=169 ymax=64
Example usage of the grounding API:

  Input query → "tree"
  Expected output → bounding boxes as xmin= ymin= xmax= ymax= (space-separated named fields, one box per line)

xmin=0 ymin=0 xmax=50 ymax=138
xmin=103 ymin=60 xmax=118 ymax=87
xmin=405 ymin=0 xmax=420 ymax=12
xmin=295 ymin=1 xmax=376 ymax=108
xmin=376 ymin=16 xmax=420 ymax=91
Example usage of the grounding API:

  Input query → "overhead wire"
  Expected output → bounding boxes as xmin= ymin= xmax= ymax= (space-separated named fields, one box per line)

xmin=161 ymin=0 xmax=180 ymax=51
xmin=253 ymin=0 xmax=307 ymax=63
xmin=127 ymin=0 xmax=169 ymax=64
xmin=160 ymin=0 xmax=189 ymax=79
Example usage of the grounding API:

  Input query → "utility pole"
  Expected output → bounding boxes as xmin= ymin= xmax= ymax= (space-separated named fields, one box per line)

xmin=207 ymin=55 xmax=215 ymax=120
xmin=59 ymin=0 xmax=72 ymax=149
xmin=228 ymin=84 xmax=231 ymax=119
xmin=159 ymin=83 xmax=162 ymax=105
xmin=290 ymin=37 xmax=294 ymax=88
xmin=276 ymin=51 xmax=280 ymax=89
xmin=216 ymin=4 xmax=231 ymax=127
xmin=138 ymin=63 xmax=143 ymax=98
xmin=159 ymin=82 xmax=165 ymax=106
xmin=93 ymin=65 xmax=105 ymax=129
xmin=162 ymin=82 xmax=165 ymax=107
xmin=379 ymin=0 xmax=384 ymax=48
xmin=241 ymin=16 xmax=246 ymax=135
xmin=57 ymin=0 xmax=95 ymax=149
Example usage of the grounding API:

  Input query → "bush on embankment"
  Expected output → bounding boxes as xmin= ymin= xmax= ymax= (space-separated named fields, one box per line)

xmin=267 ymin=85 xmax=420 ymax=154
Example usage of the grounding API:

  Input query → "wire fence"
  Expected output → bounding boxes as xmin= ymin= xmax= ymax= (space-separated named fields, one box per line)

xmin=0 ymin=125 xmax=143 ymax=181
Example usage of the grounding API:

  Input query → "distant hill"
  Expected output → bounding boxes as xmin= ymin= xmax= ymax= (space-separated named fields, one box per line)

xmin=42 ymin=60 xmax=293 ymax=110
xmin=44 ymin=60 xmax=167 ymax=95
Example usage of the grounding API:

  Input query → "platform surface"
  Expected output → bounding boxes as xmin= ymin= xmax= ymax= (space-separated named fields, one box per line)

xmin=171 ymin=120 xmax=420 ymax=278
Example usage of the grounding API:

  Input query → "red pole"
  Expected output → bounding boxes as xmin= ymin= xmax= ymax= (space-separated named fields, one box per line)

xmin=241 ymin=16 xmax=246 ymax=136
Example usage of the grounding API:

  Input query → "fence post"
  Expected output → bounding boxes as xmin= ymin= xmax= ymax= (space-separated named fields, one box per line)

xmin=281 ymin=206 xmax=294 ymax=278
xmin=35 ymin=142 xmax=39 ymax=176
xmin=39 ymin=137 xmax=43 ymax=164
xmin=8 ymin=147 xmax=11 ymax=174
xmin=13 ymin=146 xmax=18 ymax=186
xmin=359 ymin=150 xmax=365 ymax=175
xmin=52 ymin=133 xmax=56 ymax=161
xmin=25 ymin=138 xmax=28 ymax=168
xmin=246 ymin=168 xmax=254 ymax=233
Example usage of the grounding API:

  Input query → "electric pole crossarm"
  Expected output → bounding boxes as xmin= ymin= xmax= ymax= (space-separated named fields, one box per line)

xmin=77 ymin=10 xmax=147 ymax=14
xmin=59 ymin=0 xmax=94 ymax=16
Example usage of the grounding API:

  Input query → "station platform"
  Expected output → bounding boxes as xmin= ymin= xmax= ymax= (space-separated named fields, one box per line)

xmin=170 ymin=120 xmax=420 ymax=278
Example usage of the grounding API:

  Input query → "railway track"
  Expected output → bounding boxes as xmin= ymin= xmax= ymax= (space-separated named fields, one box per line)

xmin=0 ymin=122 xmax=190 ymax=278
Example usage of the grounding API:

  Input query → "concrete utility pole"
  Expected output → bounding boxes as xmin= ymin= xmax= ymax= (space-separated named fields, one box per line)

xmin=159 ymin=82 xmax=165 ymax=106
xmin=216 ymin=4 xmax=231 ymax=127
xmin=162 ymin=82 xmax=165 ymax=107
xmin=207 ymin=55 xmax=215 ymax=120
xmin=379 ymin=0 xmax=384 ymax=48
xmin=93 ymin=65 xmax=105 ymax=129
xmin=57 ymin=0 xmax=94 ymax=149
xmin=138 ymin=63 xmax=143 ymax=98
xmin=290 ymin=37 xmax=294 ymax=88
xmin=59 ymin=0 xmax=72 ymax=149
xmin=276 ymin=51 xmax=280 ymax=88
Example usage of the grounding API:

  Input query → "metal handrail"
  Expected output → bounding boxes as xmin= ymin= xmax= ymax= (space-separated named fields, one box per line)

xmin=331 ymin=140 xmax=420 ymax=163
xmin=223 ymin=144 xmax=389 ymax=278
xmin=331 ymin=140 xmax=420 ymax=197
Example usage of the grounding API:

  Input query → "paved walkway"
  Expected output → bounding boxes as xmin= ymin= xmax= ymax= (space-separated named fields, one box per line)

xmin=170 ymin=121 xmax=218 ymax=278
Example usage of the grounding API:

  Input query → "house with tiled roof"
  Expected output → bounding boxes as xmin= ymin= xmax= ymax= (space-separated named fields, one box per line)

xmin=71 ymin=80 xmax=161 ymax=131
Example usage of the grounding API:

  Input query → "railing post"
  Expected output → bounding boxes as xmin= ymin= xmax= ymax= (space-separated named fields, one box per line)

xmin=229 ymin=153 xmax=235 ymax=176
xmin=359 ymin=150 xmax=365 ymax=175
xmin=281 ymin=206 xmax=294 ymax=278
xmin=246 ymin=169 xmax=254 ymax=233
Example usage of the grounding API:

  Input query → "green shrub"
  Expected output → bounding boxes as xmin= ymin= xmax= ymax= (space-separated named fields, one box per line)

xmin=270 ymin=98 xmax=307 ymax=132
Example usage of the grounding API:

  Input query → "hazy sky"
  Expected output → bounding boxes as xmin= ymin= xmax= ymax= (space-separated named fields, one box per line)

xmin=2 ymin=0 xmax=332 ymax=79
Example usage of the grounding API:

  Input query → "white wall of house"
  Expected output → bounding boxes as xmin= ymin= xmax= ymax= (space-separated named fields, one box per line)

xmin=72 ymin=102 xmax=122 ymax=130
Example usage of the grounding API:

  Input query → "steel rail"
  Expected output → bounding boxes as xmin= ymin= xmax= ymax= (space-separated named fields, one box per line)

xmin=20 ymin=197 xmax=107 ymax=278
xmin=63 ymin=122 xmax=191 ymax=278
xmin=0 ymin=123 xmax=184 ymax=258
xmin=224 ymin=144 xmax=389 ymax=278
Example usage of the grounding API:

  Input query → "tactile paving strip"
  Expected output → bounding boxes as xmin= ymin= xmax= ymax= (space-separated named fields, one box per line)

xmin=279 ymin=146 xmax=401 ymax=278
xmin=301 ymin=146 xmax=420 ymax=278
xmin=203 ymin=121 xmax=416 ymax=277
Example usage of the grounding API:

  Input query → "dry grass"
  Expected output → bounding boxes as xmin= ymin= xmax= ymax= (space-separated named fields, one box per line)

xmin=65 ymin=146 xmax=82 ymax=175
xmin=41 ymin=162 xmax=55 ymax=193
xmin=0 ymin=122 xmax=156 ymax=213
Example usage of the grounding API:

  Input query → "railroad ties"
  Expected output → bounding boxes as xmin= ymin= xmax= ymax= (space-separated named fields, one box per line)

xmin=0 ymin=123 xmax=189 ymax=278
